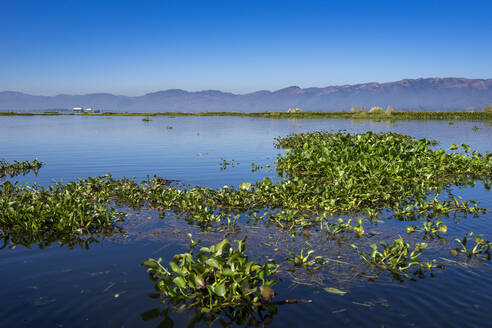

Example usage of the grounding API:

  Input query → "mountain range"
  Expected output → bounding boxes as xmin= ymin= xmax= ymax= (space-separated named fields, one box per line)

xmin=1 ymin=77 xmax=491 ymax=112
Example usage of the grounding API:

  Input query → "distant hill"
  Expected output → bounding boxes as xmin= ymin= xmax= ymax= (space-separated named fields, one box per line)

xmin=1 ymin=78 xmax=491 ymax=112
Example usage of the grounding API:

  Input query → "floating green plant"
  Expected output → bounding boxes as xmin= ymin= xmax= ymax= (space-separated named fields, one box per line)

xmin=406 ymin=218 xmax=448 ymax=240
xmin=1 ymin=128 xmax=491 ymax=309
xmin=319 ymin=217 xmax=366 ymax=237
xmin=351 ymin=237 xmax=441 ymax=280
xmin=450 ymin=232 xmax=491 ymax=260
xmin=0 ymin=158 xmax=43 ymax=178
xmin=219 ymin=157 xmax=237 ymax=170
xmin=250 ymin=162 xmax=262 ymax=172
xmin=273 ymin=131 xmax=491 ymax=219
xmin=142 ymin=237 xmax=279 ymax=312
xmin=2 ymin=131 xmax=490 ymax=253
xmin=286 ymin=248 xmax=326 ymax=270
xmin=0 ymin=175 xmax=126 ymax=248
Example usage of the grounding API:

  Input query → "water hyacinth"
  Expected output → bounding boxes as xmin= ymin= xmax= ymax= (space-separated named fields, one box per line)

xmin=1 ymin=130 xmax=492 ymax=312
xmin=0 ymin=158 xmax=43 ymax=178
xmin=273 ymin=131 xmax=491 ymax=218
xmin=2 ymin=131 xmax=491 ymax=249
xmin=450 ymin=232 xmax=492 ymax=261
xmin=142 ymin=237 xmax=279 ymax=312
xmin=351 ymin=238 xmax=441 ymax=281
xmin=0 ymin=176 xmax=126 ymax=248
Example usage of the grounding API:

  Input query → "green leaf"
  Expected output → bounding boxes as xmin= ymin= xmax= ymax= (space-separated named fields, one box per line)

xmin=215 ymin=239 xmax=230 ymax=255
xmin=206 ymin=258 xmax=220 ymax=269
xmin=214 ymin=283 xmax=226 ymax=297
xmin=169 ymin=261 xmax=180 ymax=273
xmin=323 ymin=287 xmax=347 ymax=296
xmin=194 ymin=275 xmax=205 ymax=289
xmin=142 ymin=260 xmax=159 ymax=269
xmin=173 ymin=277 xmax=187 ymax=289
xmin=239 ymin=182 xmax=252 ymax=191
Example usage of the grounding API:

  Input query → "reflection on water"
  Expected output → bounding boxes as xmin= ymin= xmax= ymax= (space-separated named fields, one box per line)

xmin=140 ymin=301 xmax=278 ymax=328
xmin=0 ymin=230 xmax=124 ymax=251
xmin=0 ymin=116 xmax=491 ymax=327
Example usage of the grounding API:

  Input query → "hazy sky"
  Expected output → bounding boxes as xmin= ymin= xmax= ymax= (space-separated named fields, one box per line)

xmin=1 ymin=0 xmax=491 ymax=95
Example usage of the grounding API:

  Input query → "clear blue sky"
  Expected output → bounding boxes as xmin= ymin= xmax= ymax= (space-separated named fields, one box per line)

xmin=1 ymin=0 xmax=491 ymax=95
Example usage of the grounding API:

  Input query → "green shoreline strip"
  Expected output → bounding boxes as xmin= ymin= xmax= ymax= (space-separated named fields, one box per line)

xmin=1 ymin=110 xmax=492 ymax=120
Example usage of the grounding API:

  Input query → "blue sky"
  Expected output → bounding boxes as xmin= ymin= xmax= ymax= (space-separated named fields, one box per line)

xmin=1 ymin=0 xmax=491 ymax=95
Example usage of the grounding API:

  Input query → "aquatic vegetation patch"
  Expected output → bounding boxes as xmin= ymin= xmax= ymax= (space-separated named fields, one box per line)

xmin=351 ymin=238 xmax=441 ymax=280
xmin=450 ymin=232 xmax=491 ymax=261
xmin=2 ymin=131 xmax=490 ymax=253
xmin=142 ymin=237 xmax=279 ymax=312
xmin=0 ymin=176 xmax=126 ymax=248
xmin=0 ymin=158 xmax=43 ymax=178
xmin=109 ymin=131 xmax=490 ymax=235
xmin=286 ymin=248 xmax=326 ymax=270
xmin=273 ymin=131 xmax=491 ymax=217
xmin=135 ymin=132 xmax=488 ymax=231
xmin=219 ymin=157 xmax=238 ymax=170
xmin=406 ymin=218 xmax=448 ymax=240
xmin=2 ymin=130 xmax=491 ymax=317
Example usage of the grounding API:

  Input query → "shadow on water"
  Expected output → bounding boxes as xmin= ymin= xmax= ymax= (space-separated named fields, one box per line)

xmin=0 ymin=229 xmax=125 ymax=250
xmin=140 ymin=302 xmax=278 ymax=328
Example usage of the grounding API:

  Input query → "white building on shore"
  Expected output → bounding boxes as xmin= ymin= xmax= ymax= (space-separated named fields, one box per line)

xmin=72 ymin=107 xmax=101 ymax=113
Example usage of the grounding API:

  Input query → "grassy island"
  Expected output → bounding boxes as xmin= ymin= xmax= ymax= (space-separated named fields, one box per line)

xmin=1 ymin=109 xmax=492 ymax=121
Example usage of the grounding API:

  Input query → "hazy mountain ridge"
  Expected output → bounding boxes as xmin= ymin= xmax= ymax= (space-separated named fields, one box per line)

xmin=1 ymin=78 xmax=491 ymax=112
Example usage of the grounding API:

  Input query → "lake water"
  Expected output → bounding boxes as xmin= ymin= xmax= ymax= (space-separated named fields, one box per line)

xmin=1 ymin=116 xmax=491 ymax=327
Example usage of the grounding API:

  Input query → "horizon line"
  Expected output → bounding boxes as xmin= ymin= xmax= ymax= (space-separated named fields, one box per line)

xmin=2 ymin=76 xmax=491 ymax=98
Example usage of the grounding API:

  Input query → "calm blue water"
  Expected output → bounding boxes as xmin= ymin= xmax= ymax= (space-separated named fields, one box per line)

xmin=1 ymin=116 xmax=491 ymax=327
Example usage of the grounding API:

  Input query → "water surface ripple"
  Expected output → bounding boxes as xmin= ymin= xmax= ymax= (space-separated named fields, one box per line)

xmin=0 ymin=116 xmax=491 ymax=327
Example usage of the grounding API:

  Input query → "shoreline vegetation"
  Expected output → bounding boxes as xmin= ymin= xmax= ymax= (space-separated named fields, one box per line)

xmin=1 ymin=107 xmax=492 ymax=121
